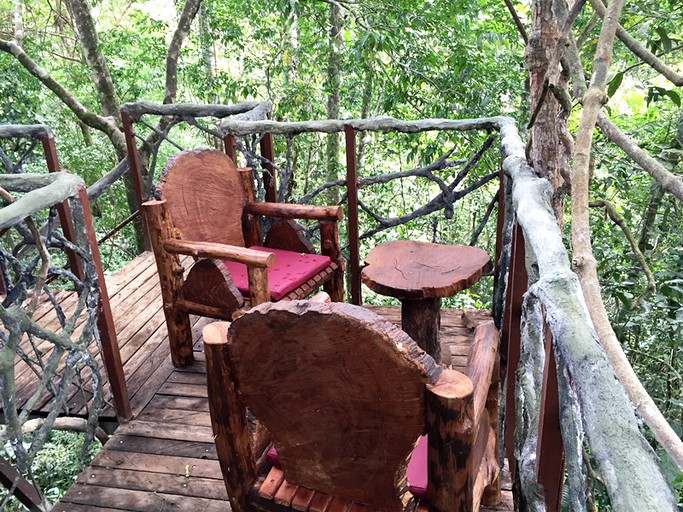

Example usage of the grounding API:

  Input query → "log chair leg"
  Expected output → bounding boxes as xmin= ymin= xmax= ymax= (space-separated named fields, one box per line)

xmin=143 ymin=200 xmax=193 ymax=366
xmin=320 ymin=220 xmax=345 ymax=302
xmin=247 ymin=266 xmax=270 ymax=306
xmin=401 ymin=298 xmax=441 ymax=362
xmin=426 ymin=369 xmax=475 ymax=512
xmin=204 ymin=322 xmax=256 ymax=512
xmin=482 ymin=356 xmax=502 ymax=507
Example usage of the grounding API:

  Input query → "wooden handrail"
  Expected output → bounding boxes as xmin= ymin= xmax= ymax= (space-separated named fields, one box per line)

xmin=244 ymin=201 xmax=343 ymax=221
xmin=163 ymin=239 xmax=275 ymax=268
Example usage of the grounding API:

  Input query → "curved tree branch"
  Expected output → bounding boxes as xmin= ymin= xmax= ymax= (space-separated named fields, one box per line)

xmin=0 ymin=39 xmax=125 ymax=154
xmin=571 ymin=0 xmax=683 ymax=471
xmin=164 ymin=0 xmax=203 ymax=104
xmin=588 ymin=0 xmax=683 ymax=86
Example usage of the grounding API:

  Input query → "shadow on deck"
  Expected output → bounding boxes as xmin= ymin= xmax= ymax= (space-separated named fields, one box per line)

xmin=28 ymin=253 xmax=513 ymax=511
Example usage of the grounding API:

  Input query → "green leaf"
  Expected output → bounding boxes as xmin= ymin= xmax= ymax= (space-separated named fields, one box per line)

xmin=607 ymin=72 xmax=624 ymax=97
xmin=664 ymin=89 xmax=681 ymax=107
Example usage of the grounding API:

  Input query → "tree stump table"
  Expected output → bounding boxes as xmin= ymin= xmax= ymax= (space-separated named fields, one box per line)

xmin=361 ymin=240 xmax=491 ymax=362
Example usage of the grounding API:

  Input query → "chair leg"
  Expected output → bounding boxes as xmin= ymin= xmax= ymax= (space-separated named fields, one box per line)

xmin=144 ymin=200 xmax=194 ymax=366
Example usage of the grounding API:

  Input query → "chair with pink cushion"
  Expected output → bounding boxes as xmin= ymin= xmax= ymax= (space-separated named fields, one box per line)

xmin=202 ymin=301 xmax=501 ymax=512
xmin=142 ymin=148 xmax=344 ymax=367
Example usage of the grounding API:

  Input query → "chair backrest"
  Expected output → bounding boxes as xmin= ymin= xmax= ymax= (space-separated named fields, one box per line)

xmin=156 ymin=149 xmax=245 ymax=247
xmin=227 ymin=301 xmax=442 ymax=510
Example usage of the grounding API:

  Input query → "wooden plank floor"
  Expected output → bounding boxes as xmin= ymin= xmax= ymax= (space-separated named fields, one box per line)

xmin=46 ymin=252 xmax=513 ymax=510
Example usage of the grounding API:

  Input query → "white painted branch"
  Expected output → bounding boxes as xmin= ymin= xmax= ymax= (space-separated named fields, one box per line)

xmin=0 ymin=125 xmax=52 ymax=140
xmin=121 ymin=101 xmax=266 ymax=121
xmin=0 ymin=173 xmax=84 ymax=229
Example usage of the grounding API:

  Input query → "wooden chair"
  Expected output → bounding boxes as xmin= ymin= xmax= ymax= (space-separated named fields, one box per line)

xmin=142 ymin=149 xmax=345 ymax=367
xmin=203 ymin=300 xmax=501 ymax=512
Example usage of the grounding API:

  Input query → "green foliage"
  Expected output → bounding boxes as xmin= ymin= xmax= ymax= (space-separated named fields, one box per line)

xmin=0 ymin=431 xmax=101 ymax=510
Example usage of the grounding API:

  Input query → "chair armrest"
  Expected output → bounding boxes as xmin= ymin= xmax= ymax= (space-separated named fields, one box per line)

xmin=245 ymin=202 xmax=343 ymax=221
xmin=163 ymin=240 xmax=274 ymax=268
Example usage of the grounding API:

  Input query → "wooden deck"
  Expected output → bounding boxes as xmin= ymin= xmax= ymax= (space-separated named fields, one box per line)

xmin=22 ymin=252 xmax=512 ymax=511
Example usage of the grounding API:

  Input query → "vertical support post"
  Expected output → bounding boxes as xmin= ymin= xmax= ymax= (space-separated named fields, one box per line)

xmin=203 ymin=322 xmax=256 ymax=512
xmin=536 ymin=330 xmax=565 ymax=512
xmin=120 ymin=108 xmax=151 ymax=251
xmin=224 ymin=134 xmax=237 ymax=163
xmin=40 ymin=134 xmax=84 ymax=281
xmin=502 ymin=223 xmax=527 ymax=479
xmin=78 ymin=187 xmax=132 ymax=420
xmin=344 ymin=124 xmax=361 ymax=305
xmin=320 ymin=220 xmax=345 ymax=302
xmin=426 ymin=369 xmax=475 ymax=512
xmin=143 ymin=200 xmax=194 ymax=367
xmin=247 ymin=267 xmax=270 ymax=306
xmin=259 ymin=132 xmax=277 ymax=202
xmin=238 ymin=168 xmax=262 ymax=247
xmin=482 ymin=355 xmax=502 ymax=507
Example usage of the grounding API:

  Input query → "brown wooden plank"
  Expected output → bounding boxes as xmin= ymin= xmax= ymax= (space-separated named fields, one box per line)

xmin=259 ymin=467 xmax=285 ymax=500
xmin=91 ymin=449 xmax=221 ymax=479
xmin=156 ymin=382 xmax=208 ymax=398
xmin=115 ymin=419 xmax=215 ymax=444
xmin=328 ymin=496 xmax=351 ymax=512
xmin=291 ymin=485 xmax=315 ymax=511
xmin=166 ymin=371 xmax=208 ymax=385
xmin=59 ymin=483 xmax=229 ymax=511
xmin=73 ymin=467 xmax=228 ymax=500
xmin=146 ymin=394 xmax=210 ymax=413
xmin=274 ymin=479 xmax=299 ymax=507
xmin=106 ymin=435 xmax=217 ymax=460
xmin=308 ymin=492 xmax=333 ymax=512
xmin=52 ymin=504 xmax=123 ymax=512
xmin=137 ymin=407 xmax=212 ymax=428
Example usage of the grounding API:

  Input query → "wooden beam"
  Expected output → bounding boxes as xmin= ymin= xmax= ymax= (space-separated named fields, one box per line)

xmin=0 ymin=456 xmax=45 ymax=512
xmin=344 ymin=125 xmax=361 ymax=305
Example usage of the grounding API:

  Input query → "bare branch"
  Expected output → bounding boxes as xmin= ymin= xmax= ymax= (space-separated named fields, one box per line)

xmin=164 ymin=0 xmax=203 ymax=104
xmin=588 ymin=0 xmax=683 ymax=86
xmin=589 ymin=199 xmax=656 ymax=305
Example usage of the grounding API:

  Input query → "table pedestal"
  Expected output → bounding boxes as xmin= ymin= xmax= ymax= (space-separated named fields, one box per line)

xmin=401 ymin=298 xmax=441 ymax=362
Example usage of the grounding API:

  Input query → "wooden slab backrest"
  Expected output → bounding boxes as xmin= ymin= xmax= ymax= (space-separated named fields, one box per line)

xmin=227 ymin=301 xmax=443 ymax=511
xmin=156 ymin=149 xmax=246 ymax=247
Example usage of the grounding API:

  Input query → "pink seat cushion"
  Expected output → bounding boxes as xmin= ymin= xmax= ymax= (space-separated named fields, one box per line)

xmin=266 ymin=434 xmax=429 ymax=500
xmin=224 ymin=246 xmax=331 ymax=301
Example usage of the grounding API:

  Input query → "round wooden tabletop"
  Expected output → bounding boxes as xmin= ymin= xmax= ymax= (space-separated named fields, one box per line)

xmin=361 ymin=240 xmax=491 ymax=300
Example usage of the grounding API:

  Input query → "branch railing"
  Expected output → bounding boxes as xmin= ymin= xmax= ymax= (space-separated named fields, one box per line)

xmin=0 ymin=164 xmax=130 ymax=509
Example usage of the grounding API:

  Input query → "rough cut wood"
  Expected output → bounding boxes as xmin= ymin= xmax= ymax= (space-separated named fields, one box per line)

xmin=227 ymin=301 xmax=440 ymax=511
xmin=245 ymin=201 xmax=344 ymax=221
xmin=163 ymin=239 xmax=274 ymax=268
xmin=157 ymin=149 xmax=246 ymax=246
xmin=203 ymin=322 xmax=256 ymax=512
xmin=362 ymin=241 xmax=490 ymax=361
xmin=425 ymin=369 xmax=475 ymax=512
xmin=238 ymin=167 xmax=262 ymax=246
xmin=362 ymin=241 xmax=491 ymax=300
xmin=320 ymin=220 xmax=344 ymax=302
xmin=401 ymin=297 xmax=441 ymax=362
xmin=143 ymin=200 xmax=194 ymax=366
xmin=265 ymin=219 xmax=315 ymax=254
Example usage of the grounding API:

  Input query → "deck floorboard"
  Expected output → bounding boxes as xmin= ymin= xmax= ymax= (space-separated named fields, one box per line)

xmin=16 ymin=251 xmax=513 ymax=511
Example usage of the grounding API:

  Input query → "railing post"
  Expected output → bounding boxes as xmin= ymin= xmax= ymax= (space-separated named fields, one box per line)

xmin=223 ymin=134 xmax=237 ymax=163
xmin=259 ymin=132 xmax=277 ymax=202
xmin=344 ymin=124 xmax=361 ymax=305
xmin=502 ymin=223 xmax=527 ymax=480
xmin=39 ymin=134 xmax=84 ymax=281
xmin=120 ymin=108 xmax=151 ymax=251
xmin=536 ymin=329 xmax=565 ymax=511
xmin=0 ymin=456 xmax=45 ymax=512
xmin=78 ymin=187 xmax=132 ymax=420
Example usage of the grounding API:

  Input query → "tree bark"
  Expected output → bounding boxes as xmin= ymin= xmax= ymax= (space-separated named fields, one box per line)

xmin=324 ymin=1 xmax=342 ymax=204
xmin=164 ymin=0 xmax=203 ymax=104
xmin=571 ymin=0 xmax=683 ymax=472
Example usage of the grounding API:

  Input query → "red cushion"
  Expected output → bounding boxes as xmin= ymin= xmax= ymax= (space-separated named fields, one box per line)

xmin=266 ymin=434 xmax=429 ymax=500
xmin=406 ymin=435 xmax=428 ymax=499
xmin=224 ymin=246 xmax=331 ymax=301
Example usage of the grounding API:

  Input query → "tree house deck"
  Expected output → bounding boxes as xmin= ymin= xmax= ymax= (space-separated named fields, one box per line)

xmin=20 ymin=251 xmax=512 ymax=510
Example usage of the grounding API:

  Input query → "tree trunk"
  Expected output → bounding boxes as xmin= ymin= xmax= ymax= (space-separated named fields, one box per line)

xmin=324 ymin=2 xmax=342 ymax=204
